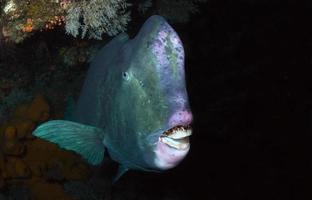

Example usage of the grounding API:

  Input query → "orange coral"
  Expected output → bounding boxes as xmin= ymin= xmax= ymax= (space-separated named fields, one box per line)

xmin=44 ymin=15 xmax=65 ymax=30
xmin=60 ymin=0 xmax=72 ymax=10
xmin=27 ymin=94 xmax=50 ymax=122
xmin=3 ymin=158 xmax=31 ymax=179
xmin=6 ymin=119 xmax=35 ymax=139
xmin=22 ymin=18 xmax=34 ymax=33
xmin=28 ymin=179 xmax=73 ymax=200
xmin=2 ymin=126 xmax=25 ymax=156
xmin=0 ymin=94 xmax=91 ymax=199
xmin=4 ymin=126 xmax=17 ymax=140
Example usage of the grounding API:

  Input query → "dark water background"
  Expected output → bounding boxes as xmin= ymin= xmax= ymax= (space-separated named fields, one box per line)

xmin=149 ymin=1 xmax=310 ymax=200
xmin=184 ymin=1 xmax=310 ymax=199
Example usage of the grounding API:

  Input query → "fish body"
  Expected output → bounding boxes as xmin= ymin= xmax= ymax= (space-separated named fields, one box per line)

xmin=33 ymin=15 xmax=193 ymax=181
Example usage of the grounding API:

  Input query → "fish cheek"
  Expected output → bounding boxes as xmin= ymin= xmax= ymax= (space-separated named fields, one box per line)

xmin=120 ymin=69 xmax=168 ymax=135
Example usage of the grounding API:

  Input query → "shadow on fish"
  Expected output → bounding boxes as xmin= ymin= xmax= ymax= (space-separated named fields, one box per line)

xmin=33 ymin=15 xmax=193 ymax=182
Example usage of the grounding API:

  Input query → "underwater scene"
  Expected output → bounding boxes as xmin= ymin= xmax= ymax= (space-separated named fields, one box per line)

xmin=0 ymin=0 xmax=310 ymax=200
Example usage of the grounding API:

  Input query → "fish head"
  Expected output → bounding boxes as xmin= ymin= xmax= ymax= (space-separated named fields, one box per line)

xmin=116 ymin=15 xmax=193 ymax=170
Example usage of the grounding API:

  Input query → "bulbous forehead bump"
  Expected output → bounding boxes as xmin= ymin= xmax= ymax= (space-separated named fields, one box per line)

xmin=151 ymin=21 xmax=185 ymax=79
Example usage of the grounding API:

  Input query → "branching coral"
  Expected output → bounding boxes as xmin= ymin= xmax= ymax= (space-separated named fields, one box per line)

xmin=1 ymin=0 xmax=131 ymax=42
xmin=0 ymin=0 xmax=207 ymax=43
xmin=65 ymin=0 xmax=131 ymax=39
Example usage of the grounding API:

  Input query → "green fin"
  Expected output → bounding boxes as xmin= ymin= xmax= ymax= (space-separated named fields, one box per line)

xmin=33 ymin=120 xmax=105 ymax=165
xmin=113 ymin=165 xmax=129 ymax=183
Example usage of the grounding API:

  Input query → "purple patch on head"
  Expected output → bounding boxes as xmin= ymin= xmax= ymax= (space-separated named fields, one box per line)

xmin=172 ymin=92 xmax=188 ymax=108
xmin=169 ymin=110 xmax=193 ymax=127
xmin=151 ymin=22 xmax=185 ymax=79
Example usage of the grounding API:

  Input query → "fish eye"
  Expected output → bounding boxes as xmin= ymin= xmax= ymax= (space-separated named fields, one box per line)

xmin=122 ymin=72 xmax=130 ymax=81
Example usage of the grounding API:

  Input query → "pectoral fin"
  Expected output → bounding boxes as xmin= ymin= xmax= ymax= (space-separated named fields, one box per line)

xmin=113 ymin=165 xmax=129 ymax=183
xmin=33 ymin=120 xmax=105 ymax=165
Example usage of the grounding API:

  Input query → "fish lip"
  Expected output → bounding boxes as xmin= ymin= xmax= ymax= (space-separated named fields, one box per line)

xmin=159 ymin=125 xmax=192 ymax=150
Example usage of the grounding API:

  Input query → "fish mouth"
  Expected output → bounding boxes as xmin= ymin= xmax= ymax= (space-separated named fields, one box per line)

xmin=160 ymin=125 xmax=192 ymax=150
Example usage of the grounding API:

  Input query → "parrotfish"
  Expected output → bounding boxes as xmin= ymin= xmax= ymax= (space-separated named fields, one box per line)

xmin=33 ymin=15 xmax=193 ymax=181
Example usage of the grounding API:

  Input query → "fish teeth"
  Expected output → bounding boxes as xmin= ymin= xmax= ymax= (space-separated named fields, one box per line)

xmin=162 ymin=126 xmax=192 ymax=139
xmin=167 ymin=128 xmax=192 ymax=139
xmin=160 ymin=137 xmax=190 ymax=150
xmin=160 ymin=126 xmax=192 ymax=149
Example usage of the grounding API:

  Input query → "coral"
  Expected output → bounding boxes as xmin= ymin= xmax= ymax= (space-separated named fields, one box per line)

xmin=8 ymin=184 xmax=32 ymax=200
xmin=1 ymin=0 xmax=67 ymax=43
xmin=25 ymin=94 xmax=50 ymax=122
xmin=1 ymin=126 xmax=26 ymax=156
xmin=65 ymin=0 xmax=131 ymax=39
xmin=0 ymin=88 xmax=32 ymax=122
xmin=58 ymin=41 xmax=103 ymax=66
xmin=0 ymin=88 xmax=32 ymax=106
xmin=3 ymin=158 xmax=31 ymax=179
xmin=29 ymin=179 xmax=73 ymax=200
xmin=1 ymin=0 xmax=207 ymax=43
xmin=0 ymin=65 xmax=33 ymax=122
xmin=63 ymin=5 xmax=81 ymax=38
xmin=12 ymin=94 xmax=50 ymax=123
xmin=7 ymin=119 xmax=35 ymax=139
xmin=0 ymin=94 xmax=91 ymax=200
